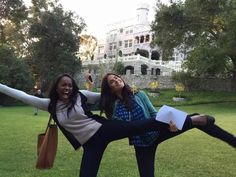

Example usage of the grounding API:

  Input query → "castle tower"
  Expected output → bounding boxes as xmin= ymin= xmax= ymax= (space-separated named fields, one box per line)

xmin=136 ymin=3 xmax=149 ymax=25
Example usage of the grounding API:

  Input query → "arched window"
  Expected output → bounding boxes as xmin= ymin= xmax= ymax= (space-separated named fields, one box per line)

xmin=141 ymin=64 xmax=148 ymax=75
xmin=156 ymin=68 xmax=161 ymax=75
xmin=125 ymin=66 xmax=134 ymax=74
xmin=118 ymin=50 xmax=123 ymax=57
xmin=151 ymin=34 xmax=155 ymax=41
xmin=135 ymin=36 xmax=139 ymax=44
xmin=151 ymin=68 xmax=154 ymax=75
xmin=151 ymin=50 xmax=160 ymax=60
xmin=140 ymin=36 xmax=144 ymax=43
xmin=145 ymin=34 xmax=150 ymax=42
xmin=135 ymin=49 xmax=149 ymax=58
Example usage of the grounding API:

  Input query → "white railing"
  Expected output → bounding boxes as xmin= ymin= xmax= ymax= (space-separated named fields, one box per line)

xmin=82 ymin=55 xmax=183 ymax=71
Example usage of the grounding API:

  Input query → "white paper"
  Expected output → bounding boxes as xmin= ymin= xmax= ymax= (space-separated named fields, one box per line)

xmin=155 ymin=105 xmax=187 ymax=130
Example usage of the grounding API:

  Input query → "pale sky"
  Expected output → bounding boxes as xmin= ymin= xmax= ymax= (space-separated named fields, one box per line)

xmin=24 ymin=0 xmax=170 ymax=39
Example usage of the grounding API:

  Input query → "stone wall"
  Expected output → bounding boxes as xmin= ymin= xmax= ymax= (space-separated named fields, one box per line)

xmin=75 ymin=72 xmax=175 ymax=90
xmin=76 ymin=72 xmax=235 ymax=92
xmin=121 ymin=74 xmax=175 ymax=89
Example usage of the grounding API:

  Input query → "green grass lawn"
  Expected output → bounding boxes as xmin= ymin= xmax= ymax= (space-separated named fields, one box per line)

xmin=0 ymin=103 xmax=236 ymax=177
xmin=147 ymin=89 xmax=236 ymax=107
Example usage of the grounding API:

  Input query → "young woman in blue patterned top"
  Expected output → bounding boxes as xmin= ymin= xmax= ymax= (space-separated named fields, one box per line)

xmin=100 ymin=73 xmax=236 ymax=177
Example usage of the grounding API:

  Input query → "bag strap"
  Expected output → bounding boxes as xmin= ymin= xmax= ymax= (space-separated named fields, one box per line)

xmin=48 ymin=115 xmax=53 ymax=125
xmin=44 ymin=115 xmax=56 ymax=133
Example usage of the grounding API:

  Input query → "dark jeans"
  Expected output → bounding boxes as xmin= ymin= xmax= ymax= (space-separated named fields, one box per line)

xmin=133 ymin=116 xmax=236 ymax=177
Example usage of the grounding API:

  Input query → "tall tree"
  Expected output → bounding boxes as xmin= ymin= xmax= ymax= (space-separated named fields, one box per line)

xmin=28 ymin=0 xmax=86 ymax=89
xmin=0 ymin=44 xmax=33 ymax=105
xmin=151 ymin=0 xmax=236 ymax=86
xmin=0 ymin=44 xmax=33 ymax=88
xmin=0 ymin=0 xmax=28 ymax=56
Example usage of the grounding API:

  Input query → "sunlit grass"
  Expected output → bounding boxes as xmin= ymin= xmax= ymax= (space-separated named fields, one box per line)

xmin=0 ymin=102 xmax=235 ymax=177
xmin=147 ymin=89 xmax=236 ymax=107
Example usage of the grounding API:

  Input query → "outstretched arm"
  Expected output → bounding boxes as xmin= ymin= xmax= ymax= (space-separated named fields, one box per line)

xmin=0 ymin=83 xmax=49 ymax=111
xmin=80 ymin=90 xmax=100 ymax=104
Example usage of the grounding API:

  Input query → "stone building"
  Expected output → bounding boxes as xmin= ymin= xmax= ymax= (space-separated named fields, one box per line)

xmin=84 ymin=3 xmax=185 ymax=73
xmin=80 ymin=3 xmax=185 ymax=89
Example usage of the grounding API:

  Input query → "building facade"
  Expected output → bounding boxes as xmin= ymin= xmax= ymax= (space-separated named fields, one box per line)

xmin=80 ymin=3 xmax=185 ymax=89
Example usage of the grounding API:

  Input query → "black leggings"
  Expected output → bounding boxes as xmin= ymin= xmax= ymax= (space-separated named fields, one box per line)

xmin=133 ymin=116 xmax=193 ymax=177
xmin=79 ymin=116 xmax=181 ymax=177
xmin=79 ymin=116 xmax=236 ymax=177
xmin=134 ymin=143 xmax=158 ymax=177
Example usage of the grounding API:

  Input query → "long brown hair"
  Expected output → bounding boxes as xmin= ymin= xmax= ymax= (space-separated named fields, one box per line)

xmin=100 ymin=73 xmax=133 ymax=118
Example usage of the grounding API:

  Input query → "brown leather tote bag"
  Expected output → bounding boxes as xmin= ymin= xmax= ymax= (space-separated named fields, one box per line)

xmin=36 ymin=115 xmax=58 ymax=169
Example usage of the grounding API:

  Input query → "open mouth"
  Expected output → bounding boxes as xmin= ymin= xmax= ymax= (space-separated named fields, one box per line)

xmin=61 ymin=91 xmax=71 ymax=98
xmin=63 ymin=92 xmax=70 ymax=96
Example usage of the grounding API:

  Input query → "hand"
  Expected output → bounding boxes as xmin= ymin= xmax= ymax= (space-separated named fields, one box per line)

xmin=168 ymin=120 xmax=178 ymax=132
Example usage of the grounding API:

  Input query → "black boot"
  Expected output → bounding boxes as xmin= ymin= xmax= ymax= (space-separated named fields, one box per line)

xmin=205 ymin=115 xmax=215 ymax=126
xmin=191 ymin=115 xmax=215 ymax=126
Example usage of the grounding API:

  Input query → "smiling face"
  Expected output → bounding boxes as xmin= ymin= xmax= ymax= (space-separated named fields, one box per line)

xmin=107 ymin=74 xmax=125 ymax=95
xmin=56 ymin=76 xmax=73 ymax=103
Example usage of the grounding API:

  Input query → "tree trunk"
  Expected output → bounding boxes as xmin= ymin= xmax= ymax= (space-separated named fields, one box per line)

xmin=0 ymin=25 xmax=5 ymax=44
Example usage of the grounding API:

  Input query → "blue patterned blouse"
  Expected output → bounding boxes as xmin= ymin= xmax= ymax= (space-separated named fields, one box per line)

xmin=115 ymin=97 xmax=159 ymax=147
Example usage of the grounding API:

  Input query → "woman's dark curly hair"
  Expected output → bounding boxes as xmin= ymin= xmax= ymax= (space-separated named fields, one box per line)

xmin=100 ymin=73 xmax=133 ymax=118
xmin=48 ymin=73 xmax=79 ymax=117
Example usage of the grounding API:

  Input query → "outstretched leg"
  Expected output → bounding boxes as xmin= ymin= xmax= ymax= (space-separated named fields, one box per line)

xmin=156 ymin=115 xmax=195 ymax=144
xmin=95 ymin=118 xmax=170 ymax=142
xmin=188 ymin=113 xmax=236 ymax=148
xmin=190 ymin=114 xmax=215 ymax=126
xmin=79 ymin=118 xmax=167 ymax=177
xmin=196 ymin=124 xmax=236 ymax=148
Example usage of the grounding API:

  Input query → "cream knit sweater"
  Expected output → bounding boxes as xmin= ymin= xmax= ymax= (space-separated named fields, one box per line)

xmin=0 ymin=83 xmax=101 ymax=145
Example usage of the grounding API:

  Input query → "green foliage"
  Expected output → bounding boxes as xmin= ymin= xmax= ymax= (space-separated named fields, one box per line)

xmin=113 ymin=61 xmax=125 ymax=75
xmin=0 ymin=45 xmax=34 ymax=105
xmin=0 ymin=45 xmax=33 ymax=88
xmin=0 ymin=0 xmax=28 ymax=34
xmin=27 ymin=0 xmax=85 ymax=90
xmin=172 ymin=71 xmax=196 ymax=90
xmin=0 ymin=0 xmax=28 ymax=56
xmin=151 ymin=0 xmax=236 ymax=81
